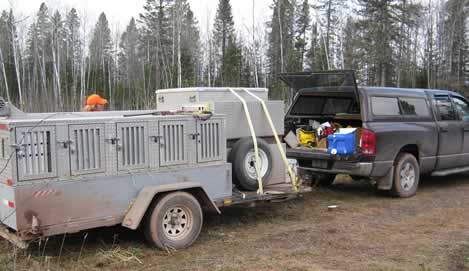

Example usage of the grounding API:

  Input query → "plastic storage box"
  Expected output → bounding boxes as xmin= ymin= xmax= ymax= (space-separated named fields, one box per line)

xmin=327 ymin=129 xmax=356 ymax=155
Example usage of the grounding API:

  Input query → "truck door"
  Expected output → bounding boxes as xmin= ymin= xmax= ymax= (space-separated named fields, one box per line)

xmin=450 ymin=96 xmax=469 ymax=165
xmin=433 ymin=95 xmax=463 ymax=169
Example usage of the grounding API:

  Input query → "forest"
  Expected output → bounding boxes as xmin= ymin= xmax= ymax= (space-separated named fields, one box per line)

xmin=0 ymin=0 xmax=468 ymax=112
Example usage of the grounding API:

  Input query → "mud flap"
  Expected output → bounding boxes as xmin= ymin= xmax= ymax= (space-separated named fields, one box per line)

xmin=375 ymin=166 xmax=394 ymax=190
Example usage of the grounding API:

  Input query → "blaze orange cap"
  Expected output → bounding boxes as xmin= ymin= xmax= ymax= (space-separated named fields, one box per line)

xmin=86 ymin=94 xmax=108 ymax=106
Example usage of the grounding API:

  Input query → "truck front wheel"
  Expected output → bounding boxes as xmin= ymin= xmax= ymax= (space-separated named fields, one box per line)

xmin=144 ymin=192 xmax=203 ymax=250
xmin=392 ymin=153 xmax=420 ymax=198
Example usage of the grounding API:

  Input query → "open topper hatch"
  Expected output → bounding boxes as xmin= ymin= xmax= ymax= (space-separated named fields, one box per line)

xmin=280 ymin=70 xmax=361 ymax=117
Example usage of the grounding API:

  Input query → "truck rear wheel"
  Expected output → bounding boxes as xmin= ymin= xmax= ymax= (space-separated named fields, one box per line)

xmin=144 ymin=192 xmax=203 ymax=250
xmin=392 ymin=153 xmax=420 ymax=198
xmin=229 ymin=138 xmax=273 ymax=191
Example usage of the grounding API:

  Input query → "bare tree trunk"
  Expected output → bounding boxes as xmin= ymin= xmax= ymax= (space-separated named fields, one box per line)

xmin=253 ymin=0 xmax=259 ymax=87
xmin=10 ymin=25 xmax=23 ymax=108
xmin=108 ymin=58 xmax=112 ymax=109
xmin=176 ymin=0 xmax=182 ymax=88
xmin=52 ymin=36 xmax=62 ymax=110
xmin=278 ymin=0 xmax=284 ymax=73
xmin=0 ymin=48 xmax=11 ymax=102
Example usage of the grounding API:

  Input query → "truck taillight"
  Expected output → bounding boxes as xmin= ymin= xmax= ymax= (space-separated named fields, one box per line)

xmin=6 ymin=179 xmax=12 ymax=186
xmin=361 ymin=129 xmax=376 ymax=156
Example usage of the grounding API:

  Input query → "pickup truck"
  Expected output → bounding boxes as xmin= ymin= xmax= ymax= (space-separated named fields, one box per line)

xmin=282 ymin=70 xmax=469 ymax=198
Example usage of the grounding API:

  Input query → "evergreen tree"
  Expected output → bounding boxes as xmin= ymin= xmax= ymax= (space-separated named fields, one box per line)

xmin=139 ymin=0 xmax=174 ymax=90
xmin=88 ymin=12 xmax=113 ymax=100
xmin=314 ymin=0 xmax=341 ymax=69
xmin=118 ymin=17 xmax=141 ymax=108
xmin=212 ymin=0 xmax=240 ymax=86
xmin=268 ymin=0 xmax=295 ymax=100
xmin=294 ymin=0 xmax=310 ymax=70
xmin=65 ymin=8 xmax=82 ymax=109
xmin=356 ymin=0 xmax=401 ymax=86
xmin=180 ymin=5 xmax=201 ymax=86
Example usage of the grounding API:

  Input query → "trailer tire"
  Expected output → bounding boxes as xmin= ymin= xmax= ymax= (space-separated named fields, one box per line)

xmin=229 ymin=138 xmax=272 ymax=191
xmin=391 ymin=153 xmax=420 ymax=198
xmin=144 ymin=192 xmax=203 ymax=250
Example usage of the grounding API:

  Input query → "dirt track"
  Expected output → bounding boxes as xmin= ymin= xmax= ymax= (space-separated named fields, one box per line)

xmin=1 ymin=174 xmax=469 ymax=271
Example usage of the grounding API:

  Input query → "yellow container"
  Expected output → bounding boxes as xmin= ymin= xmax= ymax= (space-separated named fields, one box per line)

xmin=297 ymin=128 xmax=317 ymax=146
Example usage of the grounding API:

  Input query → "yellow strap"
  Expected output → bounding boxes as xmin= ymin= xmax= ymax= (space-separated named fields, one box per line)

xmin=242 ymin=88 xmax=301 ymax=193
xmin=228 ymin=88 xmax=264 ymax=195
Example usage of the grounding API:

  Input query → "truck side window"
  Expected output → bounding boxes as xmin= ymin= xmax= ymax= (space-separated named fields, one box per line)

xmin=399 ymin=97 xmax=430 ymax=116
xmin=452 ymin=97 xmax=469 ymax=121
xmin=434 ymin=96 xmax=457 ymax=121
xmin=371 ymin=97 xmax=400 ymax=115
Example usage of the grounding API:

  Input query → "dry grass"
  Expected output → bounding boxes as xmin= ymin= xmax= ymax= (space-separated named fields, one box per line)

xmin=2 ymin=174 xmax=469 ymax=271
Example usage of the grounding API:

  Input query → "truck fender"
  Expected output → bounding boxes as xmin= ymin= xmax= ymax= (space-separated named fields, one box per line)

xmin=122 ymin=182 xmax=220 ymax=230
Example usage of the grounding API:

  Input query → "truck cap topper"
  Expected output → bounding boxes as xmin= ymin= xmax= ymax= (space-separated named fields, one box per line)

xmin=279 ymin=70 xmax=359 ymax=98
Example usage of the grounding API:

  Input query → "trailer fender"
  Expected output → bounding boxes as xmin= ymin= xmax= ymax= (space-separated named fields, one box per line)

xmin=122 ymin=183 xmax=220 ymax=230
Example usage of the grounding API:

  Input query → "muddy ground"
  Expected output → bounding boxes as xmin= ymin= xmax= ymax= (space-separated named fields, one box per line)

xmin=1 ymin=174 xmax=469 ymax=271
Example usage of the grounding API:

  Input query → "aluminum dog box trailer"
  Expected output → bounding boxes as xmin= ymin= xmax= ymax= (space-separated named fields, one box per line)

xmin=156 ymin=87 xmax=288 ymax=190
xmin=0 ymin=94 xmax=307 ymax=250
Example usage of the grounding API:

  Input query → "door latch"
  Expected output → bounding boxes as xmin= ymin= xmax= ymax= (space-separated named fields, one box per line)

xmin=189 ymin=133 xmax=200 ymax=140
xmin=57 ymin=140 xmax=73 ymax=148
xmin=149 ymin=135 xmax=162 ymax=143
xmin=105 ymin=137 xmax=120 ymax=145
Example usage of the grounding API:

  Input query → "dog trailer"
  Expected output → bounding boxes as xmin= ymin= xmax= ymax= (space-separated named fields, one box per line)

xmin=0 ymin=89 xmax=308 ymax=250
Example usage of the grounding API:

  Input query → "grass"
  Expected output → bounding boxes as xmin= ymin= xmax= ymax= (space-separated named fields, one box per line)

xmin=1 ymin=174 xmax=469 ymax=271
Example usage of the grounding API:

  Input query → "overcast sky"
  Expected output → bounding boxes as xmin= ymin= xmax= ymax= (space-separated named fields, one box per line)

xmin=0 ymin=0 xmax=272 ymax=36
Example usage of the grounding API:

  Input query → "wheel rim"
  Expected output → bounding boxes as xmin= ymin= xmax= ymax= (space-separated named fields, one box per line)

xmin=399 ymin=162 xmax=416 ymax=192
xmin=244 ymin=148 xmax=269 ymax=180
xmin=162 ymin=205 xmax=192 ymax=241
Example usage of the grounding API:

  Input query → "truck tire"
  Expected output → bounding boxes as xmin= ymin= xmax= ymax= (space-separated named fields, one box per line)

xmin=313 ymin=173 xmax=336 ymax=186
xmin=144 ymin=192 xmax=203 ymax=250
xmin=391 ymin=153 xmax=420 ymax=198
xmin=229 ymin=138 xmax=273 ymax=191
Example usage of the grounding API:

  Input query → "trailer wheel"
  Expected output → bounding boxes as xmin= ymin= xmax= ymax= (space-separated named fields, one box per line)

xmin=229 ymin=138 xmax=272 ymax=191
xmin=391 ymin=153 xmax=420 ymax=198
xmin=144 ymin=192 xmax=203 ymax=250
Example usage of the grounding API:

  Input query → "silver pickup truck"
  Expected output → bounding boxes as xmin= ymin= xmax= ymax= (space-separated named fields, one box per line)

xmin=283 ymin=70 xmax=469 ymax=198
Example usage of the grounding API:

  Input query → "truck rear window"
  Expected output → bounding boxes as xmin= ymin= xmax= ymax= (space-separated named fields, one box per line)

xmin=289 ymin=96 xmax=355 ymax=116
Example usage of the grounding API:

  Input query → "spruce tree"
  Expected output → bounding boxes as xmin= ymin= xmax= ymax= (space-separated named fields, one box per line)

xmin=65 ymin=8 xmax=82 ymax=109
xmin=268 ymin=0 xmax=295 ymax=100
xmin=212 ymin=0 xmax=240 ymax=86
xmin=88 ymin=12 xmax=113 ymax=98
xmin=295 ymin=0 xmax=310 ymax=70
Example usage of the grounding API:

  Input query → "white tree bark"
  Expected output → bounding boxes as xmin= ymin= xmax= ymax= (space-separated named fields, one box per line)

xmin=0 ymin=48 xmax=11 ymax=102
xmin=10 ymin=22 xmax=23 ymax=108
xmin=278 ymin=0 xmax=284 ymax=73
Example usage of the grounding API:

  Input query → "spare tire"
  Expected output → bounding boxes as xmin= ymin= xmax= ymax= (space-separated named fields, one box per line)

xmin=228 ymin=138 xmax=273 ymax=191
